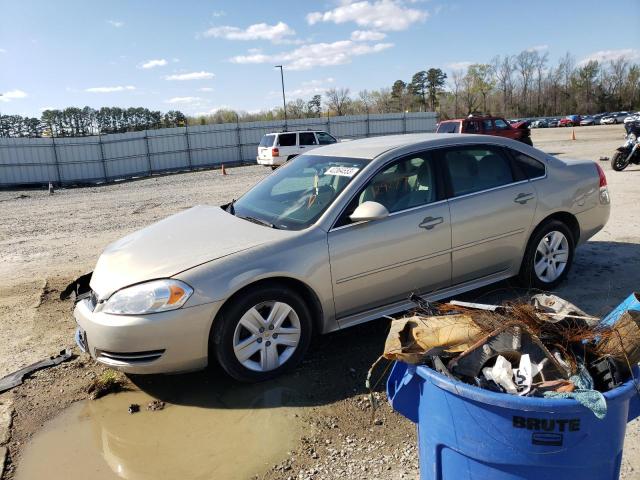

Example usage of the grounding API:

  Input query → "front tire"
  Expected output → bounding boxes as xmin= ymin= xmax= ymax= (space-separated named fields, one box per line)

xmin=518 ymin=220 xmax=574 ymax=290
xmin=611 ymin=151 xmax=629 ymax=171
xmin=211 ymin=285 xmax=313 ymax=382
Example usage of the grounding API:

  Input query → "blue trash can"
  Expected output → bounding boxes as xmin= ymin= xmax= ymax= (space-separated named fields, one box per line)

xmin=387 ymin=361 xmax=640 ymax=480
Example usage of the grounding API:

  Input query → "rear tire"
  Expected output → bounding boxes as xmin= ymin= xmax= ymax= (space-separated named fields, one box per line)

xmin=210 ymin=284 xmax=313 ymax=382
xmin=518 ymin=220 xmax=575 ymax=290
xmin=611 ymin=151 xmax=629 ymax=171
xmin=521 ymin=137 xmax=533 ymax=147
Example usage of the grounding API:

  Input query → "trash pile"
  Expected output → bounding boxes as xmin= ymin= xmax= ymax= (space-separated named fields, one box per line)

xmin=383 ymin=293 xmax=640 ymax=418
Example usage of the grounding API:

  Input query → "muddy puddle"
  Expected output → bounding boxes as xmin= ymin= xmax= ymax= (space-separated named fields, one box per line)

xmin=16 ymin=378 xmax=306 ymax=480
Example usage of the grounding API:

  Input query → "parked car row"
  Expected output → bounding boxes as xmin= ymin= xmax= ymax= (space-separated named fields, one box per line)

xmin=525 ymin=111 xmax=640 ymax=129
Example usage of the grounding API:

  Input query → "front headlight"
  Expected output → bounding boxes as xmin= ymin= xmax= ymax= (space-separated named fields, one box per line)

xmin=628 ymin=132 xmax=637 ymax=142
xmin=102 ymin=279 xmax=193 ymax=315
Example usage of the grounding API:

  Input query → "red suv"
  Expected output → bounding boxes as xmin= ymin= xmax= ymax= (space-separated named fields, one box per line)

xmin=436 ymin=115 xmax=533 ymax=146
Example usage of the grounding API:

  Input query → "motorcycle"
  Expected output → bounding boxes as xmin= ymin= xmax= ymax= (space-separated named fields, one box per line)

xmin=611 ymin=121 xmax=640 ymax=171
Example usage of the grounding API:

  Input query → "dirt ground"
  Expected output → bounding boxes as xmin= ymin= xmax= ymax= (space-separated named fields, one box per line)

xmin=1 ymin=124 xmax=639 ymax=479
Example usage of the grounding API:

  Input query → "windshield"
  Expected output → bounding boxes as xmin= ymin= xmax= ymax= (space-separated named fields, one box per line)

xmin=259 ymin=134 xmax=275 ymax=147
xmin=233 ymin=155 xmax=366 ymax=230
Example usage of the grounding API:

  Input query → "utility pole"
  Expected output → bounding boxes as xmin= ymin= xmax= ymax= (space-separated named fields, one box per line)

xmin=275 ymin=65 xmax=287 ymax=130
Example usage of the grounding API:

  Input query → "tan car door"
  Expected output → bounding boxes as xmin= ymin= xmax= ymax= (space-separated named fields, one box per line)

xmin=327 ymin=153 xmax=452 ymax=321
xmin=439 ymin=145 xmax=537 ymax=285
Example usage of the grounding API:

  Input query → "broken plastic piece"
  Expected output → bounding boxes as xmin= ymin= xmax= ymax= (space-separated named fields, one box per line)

xmin=0 ymin=349 xmax=73 ymax=394
xmin=589 ymin=356 xmax=625 ymax=392
xmin=449 ymin=325 xmax=567 ymax=383
xmin=60 ymin=272 xmax=93 ymax=301
xmin=531 ymin=294 xmax=599 ymax=325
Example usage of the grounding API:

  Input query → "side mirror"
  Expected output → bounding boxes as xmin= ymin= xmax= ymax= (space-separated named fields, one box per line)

xmin=349 ymin=201 xmax=389 ymax=223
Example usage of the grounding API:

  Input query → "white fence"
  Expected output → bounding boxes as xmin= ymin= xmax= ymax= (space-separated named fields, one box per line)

xmin=0 ymin=112 xmax=438 ymax=187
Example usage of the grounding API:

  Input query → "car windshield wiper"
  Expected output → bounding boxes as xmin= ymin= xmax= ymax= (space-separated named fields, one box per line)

xmin=238 ymin=215 xmax=278 ymax=229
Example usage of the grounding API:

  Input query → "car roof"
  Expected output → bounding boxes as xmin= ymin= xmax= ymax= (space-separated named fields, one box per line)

xmin=265 ymin=130 xmax=327 ymax=135
xmin=309 ymin=133 xmax=519 ymax=160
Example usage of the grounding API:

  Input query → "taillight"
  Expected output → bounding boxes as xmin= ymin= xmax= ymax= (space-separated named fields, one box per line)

xmin=271 ymin=147 xmax=279 ymax=157
xmin=595 ymin=163 xmax=607 ymax=187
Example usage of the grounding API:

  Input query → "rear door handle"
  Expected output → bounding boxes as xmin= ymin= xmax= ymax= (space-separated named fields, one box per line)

xmin=514 ymin=193 xmax=535 ymax=204
xmin=419 ymin=216 xmax=444 ymax=230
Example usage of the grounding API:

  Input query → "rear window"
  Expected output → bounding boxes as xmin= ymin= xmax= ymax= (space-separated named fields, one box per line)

xmin=259 ymin=134 xmax=275 ymax=147
xmin=437 ymin=122 xmax=460 ymax=134
xmin=278 ymin=133 xmax=296 ymax=147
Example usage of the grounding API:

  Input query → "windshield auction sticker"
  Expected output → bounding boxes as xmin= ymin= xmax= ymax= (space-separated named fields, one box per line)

xmin=325 ymin=166 xmax=359 ymax=177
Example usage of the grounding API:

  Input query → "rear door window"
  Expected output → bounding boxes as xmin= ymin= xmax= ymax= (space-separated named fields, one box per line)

xmin=259 ymin=134 xmax=275 ymax=147
xmin=510 ymin=150 xmax=546 ymax=179
xmin=299 ymin=132 xmax=318 ymax=146
xmin=442 ymin=146 xmax=515 ymax=197
xmin=316 ymin=132 xmax=337 ymax=145
xmin=278 ymin=133 xmax=297 ymax=147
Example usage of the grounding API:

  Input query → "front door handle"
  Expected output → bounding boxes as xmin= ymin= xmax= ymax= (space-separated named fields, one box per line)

xmin=419 ymin=216 xmax=443 ymax=230
xmin=514 ymin=193 xmax=535 ymax=204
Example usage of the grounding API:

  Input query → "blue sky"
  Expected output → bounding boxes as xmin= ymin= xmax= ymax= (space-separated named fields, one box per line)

xmin=1 ymin=0 xmax=639 ymax=117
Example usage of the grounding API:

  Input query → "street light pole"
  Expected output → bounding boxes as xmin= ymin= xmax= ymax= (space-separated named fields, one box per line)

xmin=275 ymin=65 xmax=287 ymax=130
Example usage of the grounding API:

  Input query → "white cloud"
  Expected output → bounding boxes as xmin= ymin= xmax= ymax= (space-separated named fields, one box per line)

xmin=165 ymin=96 xmax=203 ymax=104
xmin=231 ymin=40 xmax=393 ymax=70
xmin=107 ymin=20 xmax=124 ymax=28
xmin=446 ymin=61 xmax=473 ymax=71
xmin=165 ymin=71 xmax=215 ymax=81
xmin=212 ymin=10 xmax=225 ymax=18
xmin=198 ymin=87 xmax=214 ymax=92
xmin=351 ymin=30 xmax=387 ymax=41
xmin=527 ymin=44 xmax=549 ymax=53
xmin=286 ymin=77 xmax=336 ymax=98
xmin=85 ymin=85 xmax=136 ymax=93
xmin=0 ymin=89 xmax=28 ymax=102
xmin=307 ymin=0 xmax=428 ymax=31
xmin=0 ymin=48 xmax=6 ymax=54
xmin=140 ymin=58 xmax=168 ymax=69
xmin=578 ymin=48 xmax=640 ymax=66
xmin=202 ymin=21 xmax=296 ymax=43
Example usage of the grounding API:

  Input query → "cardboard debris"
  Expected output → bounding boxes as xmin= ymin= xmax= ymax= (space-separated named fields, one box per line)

xmin=383 ymin=314 xmax=483 ymax=364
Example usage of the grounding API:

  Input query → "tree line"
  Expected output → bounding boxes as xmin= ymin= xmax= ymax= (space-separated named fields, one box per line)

xmin=0 ymin=107 xmax=187 ymax=138
xmin=2 ymin=48 xmax=638 ymax=138
xmin=189 ymin=50 xmax=639 ymax=125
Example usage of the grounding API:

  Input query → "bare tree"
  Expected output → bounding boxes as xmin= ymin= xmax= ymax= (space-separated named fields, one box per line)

xmin=516 ymin=50 xmax=538 ymax=115
xmin=451 ymin=70 xmax=463 ymax=117
xmin=492 ymin=55 xmax=514 ymax=116
xmin=325 ymin=87 xmax=351 ymax=116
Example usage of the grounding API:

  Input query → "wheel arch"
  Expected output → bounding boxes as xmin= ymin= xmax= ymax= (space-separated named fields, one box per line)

xmin=536 ymin=211 xmax=581 ymax=245
xmin=211 ymin=276 xmax=324 ymax=341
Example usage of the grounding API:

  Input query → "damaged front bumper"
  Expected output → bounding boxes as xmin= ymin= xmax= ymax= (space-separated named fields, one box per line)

xmin=67 ymin=274 xmax=223 ymax=374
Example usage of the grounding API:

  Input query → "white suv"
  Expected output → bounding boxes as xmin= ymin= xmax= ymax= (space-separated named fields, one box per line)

xmin=257 ymin=130 xmax=338 ymax=169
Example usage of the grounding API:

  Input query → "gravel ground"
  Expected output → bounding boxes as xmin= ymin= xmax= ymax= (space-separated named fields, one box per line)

xmin=1 ymin=124 xmax=639 ymax=479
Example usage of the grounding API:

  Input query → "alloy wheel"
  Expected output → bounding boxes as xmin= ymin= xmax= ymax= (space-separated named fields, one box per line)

xmin=534 ymin=231 xmax=569 ymax=283
xmin=232 ymin=301 xmax=301 ymax=372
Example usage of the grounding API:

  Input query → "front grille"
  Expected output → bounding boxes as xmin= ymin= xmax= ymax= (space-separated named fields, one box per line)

xmin=95 ymin=349 xmax=165 ymax=365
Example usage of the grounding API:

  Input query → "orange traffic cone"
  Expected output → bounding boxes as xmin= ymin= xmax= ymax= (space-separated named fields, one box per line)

xmin=221 ymin=164 xmax=227 ymax=175
xmin=571 ymin=128 xmax=576 ymax=141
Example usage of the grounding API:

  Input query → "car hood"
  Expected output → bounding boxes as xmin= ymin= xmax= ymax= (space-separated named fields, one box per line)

xmin=90 ymin=205 xmax=288 ymax=297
